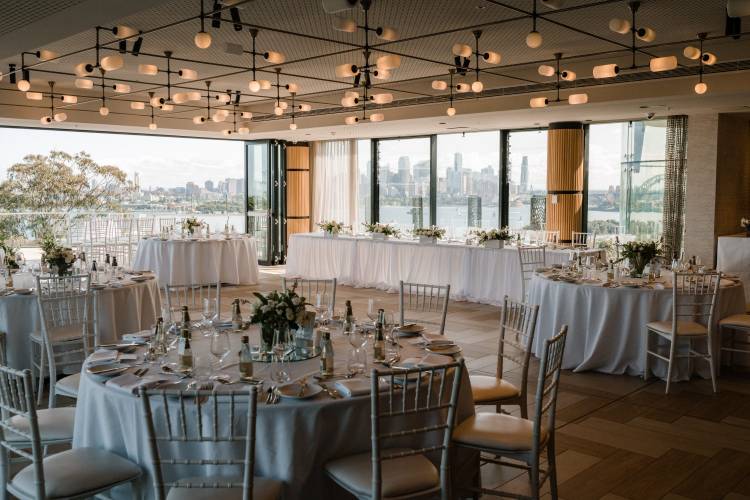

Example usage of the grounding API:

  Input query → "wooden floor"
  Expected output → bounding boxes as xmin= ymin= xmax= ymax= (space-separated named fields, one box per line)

xmin=241 ymin=267 xmax=750 ymax=500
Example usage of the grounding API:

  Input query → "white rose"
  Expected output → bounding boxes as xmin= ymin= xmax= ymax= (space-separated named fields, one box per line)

xmin=291 ymin=297 xmax=300 ymax=306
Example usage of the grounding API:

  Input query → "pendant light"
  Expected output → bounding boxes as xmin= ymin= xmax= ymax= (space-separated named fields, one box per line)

xmin=195 ymin=0 xmax=212 ymax=48
xmin=41 ymin=81 xmax=59 ymax=124
xmin=147 ymin=92 xmax=157 ymax=129
xmin=98 ymin=69 xmax=109 ymax=116
xmin=526 ymin=0 xmax=543 ymax=48
xmin=450 ymin=30 xmax=501 ymax=93
xmin=75 ymin=78 xmax=94 ymax=89
xmin=529 ymin=53 xmax=586 ymax=108
xmin=289 ymin=91 xmax=298 ymax=130
xmin=693 ymin=33 xmax=709 ymax=94
xmin=447 ymin=69 xmax=456 ymax=116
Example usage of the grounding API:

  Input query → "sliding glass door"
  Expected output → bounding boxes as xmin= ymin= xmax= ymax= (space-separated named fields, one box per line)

xmin=246 ymin=140 xmax=286 ymax=265
xmin=507 ymin=130 xmax=548 ymax=231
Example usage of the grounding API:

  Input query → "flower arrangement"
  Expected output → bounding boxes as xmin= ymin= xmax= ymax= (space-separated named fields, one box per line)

xmin=249 ymin=286 xmax=308 ymax=351
xmin=472 ymin=227 xmax=513 ymax=243
xmin=42 ymin=241 xmax=77 ymax=276
xmin=318 ymin=220 xmax=345 ymax=235
xmin=182 ymin=217 xmax=204 ymax=235
xmin=363 ymin=222 xmax=400 ymax=238
xmin=0 ymin=240 xmax=20 ymax=270
xmin=619 ymin=240 xmax=661 ymax=277
xmin=412 ymin=226 xmax=446 ymax=240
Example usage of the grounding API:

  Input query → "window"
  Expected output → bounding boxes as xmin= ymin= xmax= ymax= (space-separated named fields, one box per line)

xmin=376 ymin=137 xmax=431 ymax=232
xmin=587 ymin=120 xmax=666 ymax=240
xmin=507 ymin=130 xmax=548 ymax=231
xmin=357 ymin=139 xmax=372 ymax=227
xmin=435 ymin=132 xmax=500 ymax=237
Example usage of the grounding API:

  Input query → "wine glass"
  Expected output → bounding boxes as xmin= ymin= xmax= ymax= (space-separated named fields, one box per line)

xmin=347 ymin=327 xmax=367 ymax=375
xmin=271 ymin=330 xmax=290 ymax=383
xmin=209 ymin=330 xmax=231 ymax=368
xmin=201 ymin=298 xmax=218 ymax=335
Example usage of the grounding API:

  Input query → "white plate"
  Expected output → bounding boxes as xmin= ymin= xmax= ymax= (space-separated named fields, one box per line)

xmin=12 ymin=288 xmax=33 ymax=295
xmin=425 ymin=344 xmax=462 ymax=355
xmin=277 ymin=382 xmax=323 ymax=400
xmin=87 ymin=363 xmax=130 ymax=376
xmin=395 ymin=324 xmax=425 ymax=335
xmin=131 ymin=276 xmax=150 ymax=282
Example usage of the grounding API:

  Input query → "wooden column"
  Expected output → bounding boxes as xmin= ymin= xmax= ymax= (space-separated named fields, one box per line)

xmin=547 ymin=122 xmax=584 ymax=244
xmin=286 ymin=144 xmax=311 ymax=240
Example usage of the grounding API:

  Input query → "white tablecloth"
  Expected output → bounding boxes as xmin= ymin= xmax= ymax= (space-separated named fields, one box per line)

xmin=528 ymin=274 xmax=746 ymax=378
xmin=0 ymin=277 xmax=161 ymax=370
xmin=717 ymin=234 xmax=750 ymax=304
xmin=286 ymin=233 xmax=593 ymax=305
xmin=73 ymin=329 xmax=476 ymax=499
xmin=132 ymin=237 xmax=259 ymax=287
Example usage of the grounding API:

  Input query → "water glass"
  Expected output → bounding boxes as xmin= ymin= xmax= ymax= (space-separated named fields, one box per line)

xmin=201 ymin=298 xmax=218 ymax=335
xmin=209 ymin=330 xmax=231 ymax=368
xmin=271 ymin=330 xmax=290 ymax=383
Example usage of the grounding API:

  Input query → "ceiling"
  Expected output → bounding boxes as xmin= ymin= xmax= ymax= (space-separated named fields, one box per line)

xmin=1 ymin=0 xmax=749 ymax=140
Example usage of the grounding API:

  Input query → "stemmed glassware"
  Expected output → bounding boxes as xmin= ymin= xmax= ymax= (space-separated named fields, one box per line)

xmin=270 ymin=329 xmax=290 ymax=383
xmin=314 ymin=293 xmax=332 ymax=325
xmin=201 ymin=298 xmax=218 ymax=336
xmin=347 ymin=326 xmax=367 ymax=375
xmin=209 ymin=329 xmax=231 ymax=368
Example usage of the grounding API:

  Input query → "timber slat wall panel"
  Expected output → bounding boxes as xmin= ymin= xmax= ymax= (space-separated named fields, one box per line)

xmin=286 ymin=144 xmax=311 ymax=240
xmin=547 ymin=123 xmax=584 ymax=243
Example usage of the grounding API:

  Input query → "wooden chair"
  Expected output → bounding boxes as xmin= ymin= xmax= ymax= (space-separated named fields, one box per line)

xmin=164 ymin=282 xmax=222 ymax=324
xmin=399 ymin=281 xmax=450 ymax=335
xmin=140 ymin=386 xmax=281 ymax=500
xmin=571 ymin=231 xmax=596 ymax=249
xmin=325 ymin=361 xmax=464 ymax=500
xmin=470 ymin=296 xmax=539 ymax=418
xmin=517 ymin=246 xmax=546 ymax=301
xmin=453 ymin=327 xmax=568 ymax=499
xmin=31 ymin=274 xmax=92 ymax=408
xmin=281 ymin=277 xmax=337 ymax=312
xmin=0 ymin=366 xmax=141 ymax=499
xmin=719 ymin=313 xmax=750 ymax=371
xmin=644 ymin=271 xmax=720 ymax=394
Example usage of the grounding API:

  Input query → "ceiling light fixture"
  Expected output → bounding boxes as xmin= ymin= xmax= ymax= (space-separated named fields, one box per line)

xmin=289 ymin=91 xmax=298 ymax=130
xmin=98 ymin=69 xmax=109 ymax=116
xmin=138 ymin=64 xmax=158 ymax=75
xmin=131 ymin=101 xmax=145 ymax=110
xmin=195 ymin=0 xmax=212 ymax=48
xmin=451 ymin=30 xmax=501 ymax=94
xmin=61 ymin=95 xmax=77 ymax=104
xmin=526 ymin=0 xmax=543 ymax=48
xmin=26 ymin=92 xmax=43 ymax=101
xmin=529 ymin=53 xmax=587 ymax=108
xmin=693 ymin=32 xmax=709 ymax=94
xmin=148 ymin=91 xmax=158 ymax=129
xmin=604 ymin=1 xmax=671 ymax=75
xmin=41 ymin=81 xmax=67 ymax=124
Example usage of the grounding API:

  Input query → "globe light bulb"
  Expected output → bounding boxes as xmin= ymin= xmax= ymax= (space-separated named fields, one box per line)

xmin=40 ymin=116 xmax=52 ymax=124
xmin=99 ymin=106 xmax=109 ymax=116
xmin=149 ymin=122 xmax=157 ymax=130
xmin=193 ymin=115 xmax=206 ymax=124
xmin=526 ymin=30 xmax=543 ymax=49
xmin=446 ymin=107 xmax=456 ymax=116
xmin=694 ymin=82 xmax=708 ymax=94
xmin=195 ymin=31 xmax=212 ymax=49
xmin=238 ymin=127 xmax=249 ymax=134
xmin=53 ymin=112 xmax=67 ymax=122
xmin=274 ymin=106 xmax=284 ymax=116
xmin=344 ymin=116 xmax=358 ymax=125
xmin=248 ymin=80 xmax=261 ymax=92
xmin=17 ymin=80 xmax=30 ymax=92
xmin=471 ymin=80 xmax=484 ymax=93
xmin=289 ymin=123 xmax=297 ymax=130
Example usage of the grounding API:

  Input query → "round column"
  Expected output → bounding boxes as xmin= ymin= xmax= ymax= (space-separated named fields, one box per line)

xmin=546 ymin=121 xmax=584 ymax=244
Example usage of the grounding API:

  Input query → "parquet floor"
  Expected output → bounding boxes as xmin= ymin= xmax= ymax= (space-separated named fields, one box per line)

xmin=241 ymin=267 xmax=750 ymax=500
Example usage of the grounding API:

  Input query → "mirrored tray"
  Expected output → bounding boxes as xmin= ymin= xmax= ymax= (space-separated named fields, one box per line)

xmin=251 ymin=344 xmax=321 ymax=363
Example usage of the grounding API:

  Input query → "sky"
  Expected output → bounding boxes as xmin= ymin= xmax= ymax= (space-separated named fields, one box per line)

xmin=0 ymin=127 xmax=245 ymax=189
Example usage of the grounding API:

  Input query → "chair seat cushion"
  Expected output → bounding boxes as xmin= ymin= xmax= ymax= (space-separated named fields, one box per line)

xmin=325 ymin=448 xmax=439 ymax=498
xmin=720 ymin=314 xmax=750 ymax=329
xmin=10 ymin=447 xmax=140 ymax=499
xmin=5 ymin=407 xmax=75 ymax=444
xmin=55 ymin=372 xmax=81 ymax=398
xmin=30 ymin=324 xmax=85 ymax=343
xmin=646 ymin=320 xmax=708 ymax=336
xmin=453 ymin=413 xmax=546 ymax=452
xmin=166 ymin=476 xmax=282 ymax=500
xmin=469 ymin=375 xmax=520 ymax=403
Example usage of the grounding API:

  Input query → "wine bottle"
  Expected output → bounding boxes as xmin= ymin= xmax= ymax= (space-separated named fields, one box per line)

xmin=343 ymin=300 xmax=354 ymax=334
xmin=231 ymin=298 xmax=243 ymax=330
xmin=181 ymin=306 xmax=191 ymax=335
xmin=239 ymin=335 xmax=253 ymax=379
xmin=178 ymin=326 xmax=193 ymax=370
xmin=320 ymin=330 xmax=334 ymax=376
xmin=373 ymin=314 xmax=385 ymax=363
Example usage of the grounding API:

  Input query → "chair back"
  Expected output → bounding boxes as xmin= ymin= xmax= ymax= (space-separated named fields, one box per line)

xmin=89 ymin=216 xmax=109 ymax=246
xmin=496 ymin=296 xmax=539 ymax=390
xmin=164 ymin=282 xmax=222 ymax=323
xmin=0 ymin=366 xmax=45 ymax=499
xmin=399 ymin=281 xmax=450 ymax=335
xmin=370 ymin=361 xmax=464 ymax=500
xmin=110 ymin=216 xmax=133 ymax=244
xmin=136 ymin=217 xmax=155 ymax=239
xmin=518 ymin=245 xmax=546 ymax=300
xmin=532 ymin=326 xmax=567 ymax=456
xmin=159 ymin=218 xmax=176 ymax=234
xmin=36 ymin=274 xmax=92 ymax=363
xmin=140 ymin=387 xmax=258 ymax=500
xmin=281 ymin=277 xmax=337 ymax=312
xmin=672 ymin=272 xmax=721 ymax=333
xmin=543 ymin=231 xmax=560 ymax=246
xmin=571 ymin=231 xmax=596 ymax=249
xmin=67 ymin=217 xmax=89 ymax=252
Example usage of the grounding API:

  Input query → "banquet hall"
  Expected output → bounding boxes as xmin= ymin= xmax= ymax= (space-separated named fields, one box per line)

xmin=1 ymin=0 xmax=750 ymax=498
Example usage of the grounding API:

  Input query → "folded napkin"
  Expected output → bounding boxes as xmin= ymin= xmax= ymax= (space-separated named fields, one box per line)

xmin=122 ymin=330 xmax=153 ymax=343
xmin=334 ymin=378 xmax=389 ymax=398
xmin=397 ymin=356 xmax=441 ymax=368
xmin=421 ymin=332 xmax=454 ymax=346
xmin=88 ymin=349 xmax=118 ymax=365
xmin=106 ymin=373 xmax=170 ymax=395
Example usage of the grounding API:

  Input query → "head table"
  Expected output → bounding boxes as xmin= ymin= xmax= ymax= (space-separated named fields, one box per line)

xmin=528 ymin=271 xmax=746 ymax=379
xmin=0 ymin=272 xmax=160 ymax=369
xmin=73 ymin=327 xmax=476 ymax=499
xmin=132 ymin=236 xmax=259 ymax=287
xmin=286 ymin=232 xmax=602 ymax=305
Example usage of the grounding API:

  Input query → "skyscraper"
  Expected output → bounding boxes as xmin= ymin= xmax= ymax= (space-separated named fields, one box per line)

xmin=520 ymin=155 xmax=529 ymax=193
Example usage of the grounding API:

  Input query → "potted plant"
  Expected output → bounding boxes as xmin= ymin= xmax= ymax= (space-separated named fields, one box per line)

xmin=318 ymin=220 xmax=345 ymax=238
xmin=249 ymin=286 xmax=308 ymax=353
xmin=413 ymin=226 xmax=446 ymax=245
xmin=742 ymin=217 xmax=750 ymax=237
xmin=363 ymin=222 xmax=400 ymax=240
xmin=619 ymin=240 xmax=661 ymax=278
xmin=472 ymin=227 xmax=513 ymax=249
xmin=182 ymin=217 xmax=204 ymax=237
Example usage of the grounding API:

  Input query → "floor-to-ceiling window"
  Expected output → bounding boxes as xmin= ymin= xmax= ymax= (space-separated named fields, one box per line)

xmin=376 ymin=137 xmax=431 ymax=232
xmin=435 ymin=132 xmax=500 ymax=238
xmin=356 ymin=139 xmax=372 ymax=228
xmin=587 ymin=120 xmax=666 ymax=240
xmin=507 ymin=130 xmax=548 ymax=231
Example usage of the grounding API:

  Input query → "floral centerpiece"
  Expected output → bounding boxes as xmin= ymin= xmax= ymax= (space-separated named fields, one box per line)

xmin=182 ymin=217 xmax=204 ymax=236
xmin=472 ymin=227 xmax=513 ymax=249
xmin=413 ymin=226 xmax=446 ymax=244
xmin=363 ymin=222 xmax=400 ymax=239
xmin=0 ymin=240 xmax=20 ymax=270
xmin=41 ymin=236 xmax=77 ymax=276
xmin=318 ymin=220 xmax=345 ymax=238
xmin=249 ymin=286 xmax=308 ymax=352
xmin=619 ymin=240 xmax=661 ymax=277
xmin=742 ymin=217 xmax=750 ymax=237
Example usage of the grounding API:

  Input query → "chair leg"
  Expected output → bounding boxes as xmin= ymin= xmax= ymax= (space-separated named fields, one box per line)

xmin=665 ymin=337 xmax=676 ymax=395
xmin=643 ymin=330 xmax=651 ymax=381
xmin=36 ymin=344 xmax=46 ymax=407
xmin=706 ymin=340 xmax=718 ymax=394
xmin=0 ymin=445 xmax=8 ymax=500
xmin=529 ymin=456 xmax=540 ymax=500
xmin=520 ymin=392 xmax=528 ymax=420
xmin=547 ymin=436 xmax=558 ymax=500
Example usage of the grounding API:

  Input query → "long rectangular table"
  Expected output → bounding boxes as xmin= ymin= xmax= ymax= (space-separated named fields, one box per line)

xmin=286 ymin=232 xmax=594 ymax=305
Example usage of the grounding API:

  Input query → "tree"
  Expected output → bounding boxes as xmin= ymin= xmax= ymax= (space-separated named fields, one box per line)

xmin=0 ymin=151 xmax=135 ymax=240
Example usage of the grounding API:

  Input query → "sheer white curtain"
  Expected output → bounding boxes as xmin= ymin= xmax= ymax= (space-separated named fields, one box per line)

xmin=312 ymin=139 xmax=358 ymax=227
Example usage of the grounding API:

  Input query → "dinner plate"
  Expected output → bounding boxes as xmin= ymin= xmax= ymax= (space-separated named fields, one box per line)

xmin=395 ymin=324 xmax=425 ymax=335
xmin=12 ymin=288 xmax=33 ymax=295
xmin=87 ymin=363 xmax=130 ymax=376
xmin=425 ymin=344 xmax=462 ymax=355
xmin=131 ymin=276 xmax=150 ymax=282
xmin=277 ymin=382 xmax=323 ymax=399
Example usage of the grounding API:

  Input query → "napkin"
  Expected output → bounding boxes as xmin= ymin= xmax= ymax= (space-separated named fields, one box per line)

xmin=123 ymin=330 xmax=153 ymax=343
xmin=334 ymin=378 xmax=389 ymax=398
xmin=87 ymin=349 xmax=118 ymax=365
xmin=421 ymin=332 xmax=454 ymax=346
xmin=106 ymin=373 xmax=170 ymax=395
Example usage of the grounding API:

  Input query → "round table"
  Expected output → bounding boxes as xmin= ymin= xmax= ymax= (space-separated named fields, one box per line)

xmin=73 ymin=328 xmax=476 ymax=499
xmin=132 ymin=236 xmax=259 ymax=287
xmin=527 ymin=273 xmax=746 ymax=378
xmin=0 ymin=273 xmax=161 ymax=370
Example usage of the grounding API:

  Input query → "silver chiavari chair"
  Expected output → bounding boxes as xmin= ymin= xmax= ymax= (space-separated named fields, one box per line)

xmin=719 ymin=312 xmax=750 ymax=371
xmin=542 ymin=230 xmax=560 ymax=246
xmin=66 ymin=217 xmax=88 ymax=255
xmin=0 ymin=366 xmax=141 ymax=500
xmin=454 ymin=326 xmax=568 ymax=500
xmin=159 ymin=217 xmax=176 ymax=234
xmin=644 ymin=271 xmax=721 ymax=394
xmin=108 ymin=216 xmax=134 ymax=267
xmin=518 ymin=245 xmax=546 ymax=301
xmin=140 ymin=386 xmax=282 ymax=500
xmin=164 ymin=282 xmax=222 ymax=324
xmin=470 ymin=296 xmax=539 ymax=418
xmin=571 ymin=231 xmax=596 ymax=249
xmin=325 ymin=361 xmax=464 ymax=500
xmin=399 ymin=281 xmax=450 ymax=335
xmin=31 ymin=274 xmax=92 ymax=408
xmin=136 ymin=217 xmax=155 ymax=239
xmin=87 ymin=216 xmax=109 ymax=258
xmin=281 ymin=277 xmax=337 ymax=311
